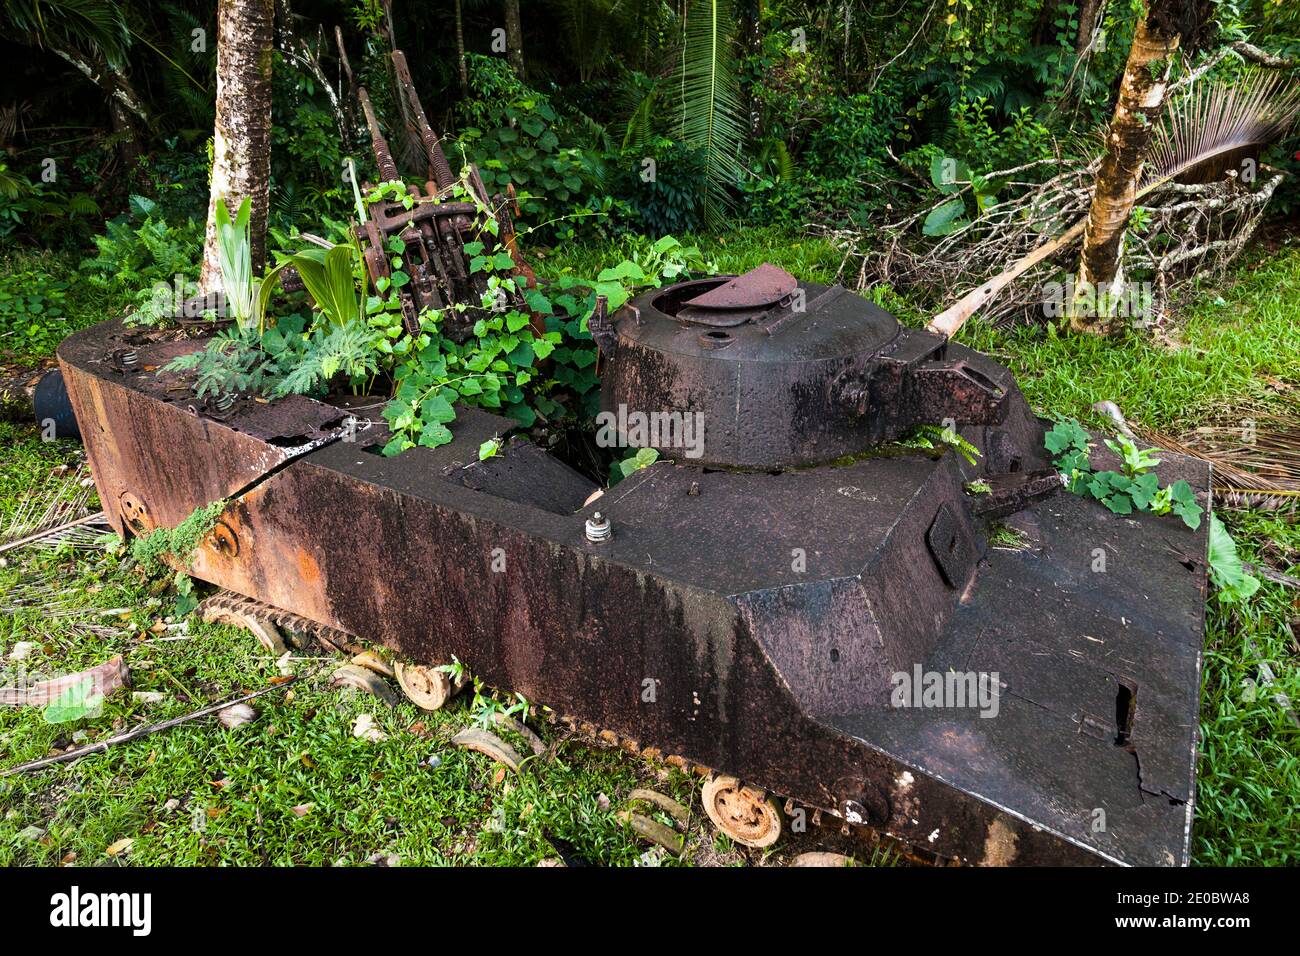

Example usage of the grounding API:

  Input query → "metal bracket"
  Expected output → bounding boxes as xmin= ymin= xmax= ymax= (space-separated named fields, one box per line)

xmin=926 ymin=501 xmax=975 ymax=588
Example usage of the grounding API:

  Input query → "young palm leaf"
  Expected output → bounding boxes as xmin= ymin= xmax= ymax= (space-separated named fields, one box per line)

xmin=1142 ymin=68 xmax=1300 ymax=189
xmin=215 ymin=196 xmax=254 ymax=330
xmin=677 ymin=0 xmax=747 ymax=229
xmin=291 ymin=244 xmax=361 ymax=329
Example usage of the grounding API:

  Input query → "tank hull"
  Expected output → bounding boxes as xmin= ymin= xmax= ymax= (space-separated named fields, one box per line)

xmin=59 ymin=318 xmax=1209 ymax=866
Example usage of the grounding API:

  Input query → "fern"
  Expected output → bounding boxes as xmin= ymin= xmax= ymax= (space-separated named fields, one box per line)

xmin=271 ymin=324 xmax=377 ymax=398
xmin=676 ymin=0 xmax=747 ymax=229
xmin=163 ymin=328 xmax=272 ymax=402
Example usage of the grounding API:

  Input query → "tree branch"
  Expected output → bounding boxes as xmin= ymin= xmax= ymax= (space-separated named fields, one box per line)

xmin=1170 ymin=41 xmax=1298 ymax=94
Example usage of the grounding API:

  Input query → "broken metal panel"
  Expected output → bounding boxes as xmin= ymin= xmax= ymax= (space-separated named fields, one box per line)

xmin=458 ymin=438 xmax=599 ymax=515
xmin=56 ymin=324 xmax=344 ymax=538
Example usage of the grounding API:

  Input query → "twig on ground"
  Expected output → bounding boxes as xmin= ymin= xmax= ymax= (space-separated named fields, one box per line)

xmin=1 ymin=677 xmax=299 ymax=776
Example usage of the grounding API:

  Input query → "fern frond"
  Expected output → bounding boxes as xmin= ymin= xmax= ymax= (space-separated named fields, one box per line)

xmin=622 ymin=83 xmax=659 ymax=154
xmin=676 ymin=0 xmax=747 ymax=229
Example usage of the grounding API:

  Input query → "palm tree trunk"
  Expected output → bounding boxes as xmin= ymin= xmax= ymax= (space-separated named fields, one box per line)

xmin=1075 ymin=0 xmax=1104 ymax=57
xmin=504 ymin=0 xmax=525 ymax=80
xmin=200 ymin=0 xmax=275 ymax=292
xmin=455 ymin=0 xmax=468 ymax=96
xmin=1071 ymin=3 xmax=1180 ymax=333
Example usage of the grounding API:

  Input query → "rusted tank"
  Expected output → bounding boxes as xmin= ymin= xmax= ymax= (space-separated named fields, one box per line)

xmin=57 ymin=264 xmax=1210 ymax=866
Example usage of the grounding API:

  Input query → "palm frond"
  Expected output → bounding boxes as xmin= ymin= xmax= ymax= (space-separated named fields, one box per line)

xmin=757 ymin=138 xmax=794 ymax=181
xmin=676 ymin=0 xmax=747 ymax=229
xmin=4 ymin=0 xmax=131 ymax=65
xmin=0 ymin=164 xmax=31 ymax=199
xmin=559 ymin=0 xmax=614 ymax=82
xmin=622 ymin=81 xmax=659 ymax=153
xmin=1143 ymin=69 xmax=1300 ymax=189
xmin=0 ymin=465 xmax=109 ymax=554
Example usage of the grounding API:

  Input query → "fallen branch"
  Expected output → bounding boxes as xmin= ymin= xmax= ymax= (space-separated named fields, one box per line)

xmin=1244 ymin=564 xmax=1300 ymax=590
xmin=0 ymin=677 xmax=297 ymax=776
xmin=926 ymin=218 xmax=1088 ymax=337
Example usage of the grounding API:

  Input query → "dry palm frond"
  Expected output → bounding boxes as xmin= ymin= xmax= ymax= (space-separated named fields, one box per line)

xmin=1136 ymin=401 xmax=1300 ymax=511
xmin=0 ymin=575 xmax=84 ymax=616
xmin=0 ymin=512 xmax=111 ymax=554
xmin=1215 ymin=489 xmax=1299 ymax=513
xmin=1182 ymin=408 xmax=1300 ymax=490
xmin=1143 ymin=69 xmax=1300 ymax=189
xmin=0 ymin=465 xmax=108 ymax=553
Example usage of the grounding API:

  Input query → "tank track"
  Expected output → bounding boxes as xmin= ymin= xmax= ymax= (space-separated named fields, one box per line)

xmin=197 ymin=590 xmax=363 ymax=657
xmin=198 ymin=589 xmax=939 ymax=865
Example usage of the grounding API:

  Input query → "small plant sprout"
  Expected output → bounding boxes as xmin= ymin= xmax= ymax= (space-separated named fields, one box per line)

xmin=1045 ymin=418 xmax=1202 ymax=529
xmin=904 ymin=424 xmax=981 ymax=466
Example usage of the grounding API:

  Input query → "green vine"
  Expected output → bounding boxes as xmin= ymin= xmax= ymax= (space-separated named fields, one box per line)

xmin=1045 ymin=419 xmax=1202 ymax=527
xmin=1044 ymin=420 xmax=1260 ymax=605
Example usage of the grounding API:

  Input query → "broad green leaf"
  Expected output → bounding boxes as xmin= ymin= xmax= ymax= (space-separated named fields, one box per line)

xmin=930 ymin=155 xmax=971 ymax=194
xmin=922 ymin=199 xmax=969 ymax=237
xmin=43 ymin=676 xmax=103 ymax=724
xmin=1207 ymin=515 xmax=1259 ymax=603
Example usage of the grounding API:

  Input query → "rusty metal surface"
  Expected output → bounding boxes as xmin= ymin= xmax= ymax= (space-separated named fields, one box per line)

xmin=832 ymin=475 xmax=1209 ymax=865
xmin=458 ymin=437 xmax=598 ymax=515
xmin=337 ymin=35 xmax=539 ymax=341
xmin=681 ymin=263 xmax=798 ymax=310
xmin=56 ymin=320 xmax=351 ymax=538
xmin=676 ymin=263 xmax=798 ymax=325
xmin=60 ymin=313 xmax=1210 ymax=866
xmin=601 ymin=267 xmax=1018 ymax=470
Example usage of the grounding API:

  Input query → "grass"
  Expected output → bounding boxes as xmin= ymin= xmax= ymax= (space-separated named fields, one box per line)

xmin=533 ymin=224 xmax=845 ymax=287
xmin=1 ymin=228 xmax=1297 ymax=866
xmin=954 ymin=244 xmax=1300 ymax=433
xmin=1194 ymin=509 xmax=1300 ymax=865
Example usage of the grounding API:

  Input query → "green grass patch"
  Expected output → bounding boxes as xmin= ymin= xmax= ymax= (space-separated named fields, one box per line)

xmin=954 ymin=243 xmax=1300 ymax=432
xmin=0 ymin=249 xmax=125 ymax=366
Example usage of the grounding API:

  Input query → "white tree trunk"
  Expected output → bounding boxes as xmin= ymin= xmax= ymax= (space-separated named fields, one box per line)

xmin=1071 ymin=4 xmax=1180 ymax=333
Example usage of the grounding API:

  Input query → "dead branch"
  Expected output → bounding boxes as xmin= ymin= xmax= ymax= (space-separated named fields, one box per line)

xmin=823 ymin=147 xmax=1285 ymax=339
xmin=1171 ymin=41 xmax=1298 ymax=95
xmin=0 ymin=678 xmax=297 ymax=776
